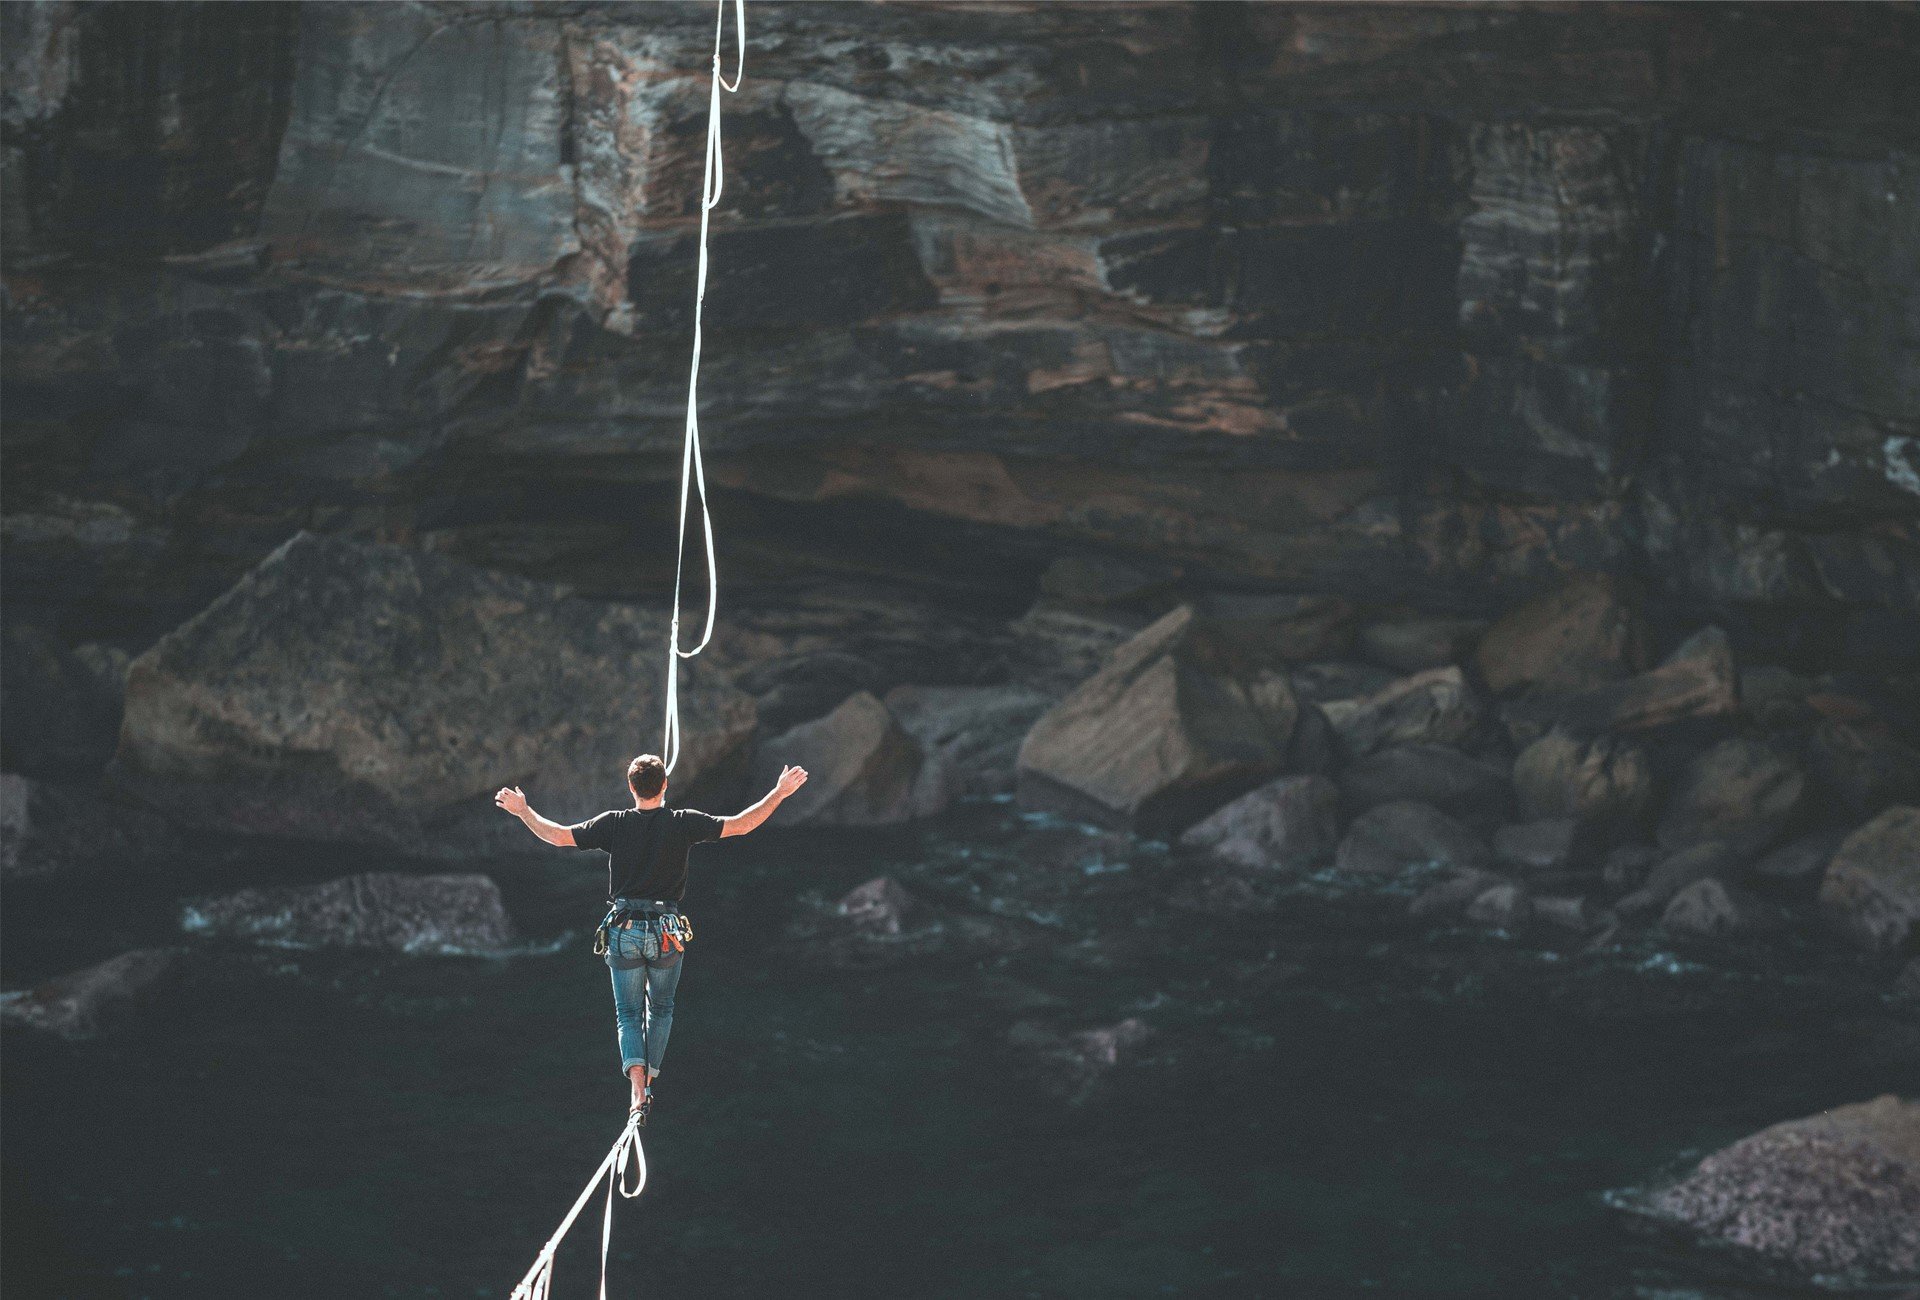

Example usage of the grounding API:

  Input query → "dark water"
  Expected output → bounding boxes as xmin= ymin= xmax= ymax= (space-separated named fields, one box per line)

xmin=5 ymin=801 xmax=1915 ymax=1299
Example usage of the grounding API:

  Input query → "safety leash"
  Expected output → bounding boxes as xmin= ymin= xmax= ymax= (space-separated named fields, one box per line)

xmin=508 ymin=1113 xmax=648 ymax=1300
xmin=661 ymin=0 xmax=745 ymax=775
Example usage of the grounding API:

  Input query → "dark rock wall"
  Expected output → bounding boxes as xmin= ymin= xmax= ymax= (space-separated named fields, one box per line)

xmin=4 ymin=3 xmax=1916 ymax=677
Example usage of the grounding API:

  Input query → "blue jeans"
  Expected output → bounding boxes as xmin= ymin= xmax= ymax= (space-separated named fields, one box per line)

xmin=605 ymin=915 xmax=684 ymax=1079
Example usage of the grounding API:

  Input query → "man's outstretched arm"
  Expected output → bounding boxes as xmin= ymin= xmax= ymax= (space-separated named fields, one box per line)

xmin=495 ymin=786 xmax=576 ymax=847
xmin=721 ymin=765 xmax=808 ymax=837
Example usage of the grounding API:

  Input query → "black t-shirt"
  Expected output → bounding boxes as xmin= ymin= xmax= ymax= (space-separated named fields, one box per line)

xmin=569 ymin=807 xmax=726 ymax=902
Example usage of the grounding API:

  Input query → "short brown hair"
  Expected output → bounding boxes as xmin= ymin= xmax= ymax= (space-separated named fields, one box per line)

xmin=627 ymin=755 xmax=667 ymax=800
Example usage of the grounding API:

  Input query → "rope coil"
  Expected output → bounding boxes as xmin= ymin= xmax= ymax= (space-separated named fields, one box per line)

xmin=662 ymin=0 xmax=745 ymax=775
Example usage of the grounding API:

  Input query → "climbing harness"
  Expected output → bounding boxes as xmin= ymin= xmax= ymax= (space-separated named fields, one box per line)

xmin=593 ymin=906 xmax=693 ymax=961
xmin=506 ymin=1112 xmax=647 ymax=1300
xmin=660 ymin=0 xmax=746 ymax=777
xmin=510 ymin=5 xmax=740 ymax=1295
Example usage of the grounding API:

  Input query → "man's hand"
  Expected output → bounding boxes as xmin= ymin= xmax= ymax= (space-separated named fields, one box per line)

xmin=495 ymin=786 xmax=529 ymax=818
xmin=775 ymin=765 xmax=809 ymax=799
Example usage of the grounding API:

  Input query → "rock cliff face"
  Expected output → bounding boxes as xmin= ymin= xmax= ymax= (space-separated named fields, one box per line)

xmin=3 ymin=3 xmax=1917 ymax=763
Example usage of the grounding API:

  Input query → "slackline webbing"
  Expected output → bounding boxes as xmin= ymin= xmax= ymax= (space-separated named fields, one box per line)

xmin=507 ymin=1114 xmax=647 ymax=1300
xmin=509 ymin=5 xmax=741 ymax=1293
xmin=661 ymin=0 xmax=745 ymax=775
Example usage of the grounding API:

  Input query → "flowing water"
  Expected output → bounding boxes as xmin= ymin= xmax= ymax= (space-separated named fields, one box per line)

xmin=5 ymin=800 xmax=1914 ymax=1299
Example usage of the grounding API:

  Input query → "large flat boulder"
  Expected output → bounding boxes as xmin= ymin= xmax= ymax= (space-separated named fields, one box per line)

xmin=1017 ymin=606 xmax=1297 ymax=836
xmin=110 ymin=533 xmax=756 ymax=854
xmin=1818 ymin=807 xmax=1920 ymax=952
xmin=182 ymin=872 xmax=518 ymax=954
xmin=1614 ymin=1095 xmax=1920 ymax=1287
xmin=751 ymin=691 xmax=948 ymax=826
xmin=1179 ymin=774 xmax=1340 ymax=871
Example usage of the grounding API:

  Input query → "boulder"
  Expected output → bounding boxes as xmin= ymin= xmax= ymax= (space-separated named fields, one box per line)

xmin=1337 ymin=743 xmax=1510 ymax=818
xmin=1615 ymin=842 xmax=1742 ymax=919
xmin=1464 ymin=881 xmax=1531 ymax=928
xmin=1511 ymin=727 xmax=1651 ymax=836
xmin=181 ymin=872 xmax=518 ymax=954
xmin=1818 ymin=807 xmax=1920 ymax=952
xmin=834 ymin=876 xmax=925 ymax=936
xmin=1493 ymin=818 xmax=1583 ymax=873
xmin=753 ymin=691 xmax=948 ymax=826
xmin=1334 ymin=801 xmax=1488 ymax=875
xmin=1284 ymin=702 xmax=1338 ymax=776
xmin=1748 ymin=828 xmax=1848 ymax=897
xmin=1661 ymin=878 xmax=1784 ymax=940
xmin=883 ymin=683 xmax=1054 ymax=799
xmin=1356 ymin=616 xmax=1485 ymax=674
xmin=1474 ymin=573 xmax=1647 ymax=695
xmin=1532 ymin=894 xmax=1608 ymax=932
xmin=1657 ymin=737 xmax=1805 ymax=854
xmin=1192 ymin=592 xmax=1356 ymax=666
xmin=1409 ymin=867 xmax=1509 ymax=919
xmin=1178 ymin=774 xmax=1341 ymax=871
xmin=1320 ymin=666 xmax=1483 ymax=760
xmin=0 ymin=619 xmax=128 ymax=779
xmin=0 ymin=949 xmax=181 ymax=1040
xmin=1614 ymin=1095 xmax=1920 ymax=1286
xmin=0 ymin=775 xmax=175 ymax=880
xmin=1009 ymin=1016 xmax=1154 ymax=1103
xmin=1807 ymin=721 xmax=1920 ymax=819
xmin=1017 ymin=606 xmax=1298 ymax=835
xmin=110 ymin=534 xmax=756 ymax=855
xmin=1506 ymin=626 xmax=1738 ymax=742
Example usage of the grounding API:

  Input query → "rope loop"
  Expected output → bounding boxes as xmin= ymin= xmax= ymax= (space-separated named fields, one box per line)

xmin=662 ymin=0 xmax=743 ymax=775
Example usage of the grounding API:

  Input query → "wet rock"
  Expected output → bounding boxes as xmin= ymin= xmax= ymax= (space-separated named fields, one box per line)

xmin=1009 ymin=1017 xmax=1155 ymax=1104
xmin=1818 ymin=807 xmax=1920 ymax=953
xmin=1615 ymin=842 xmax=1742 ymax=919
xmin=884 ymin=683 xmax=1053 ymax=799
xmin=0 ymin=775 xmax=175 ymax=881
xmin=753 ymin=691 xmax=948 ymax=826
xmin=1409 ymin=868 xmax=1508 ymax=920
xmin=1334 ymin=801 xmax=1488 ymax=875
xmin=1337 ymin=743 xmax=1510 ymax=819
xmin=1357 ymin=616 xmax=1485 ymax=674
xmin=1532 ymin=894 xmax=1608 ymax=932
xmin=1474 ymin=573 xmax=1647 ymax=695
xmin=1464 ymin=882 xmax=1530 ymax=928
xmin=1493 ymin=818 xmax=1584 ymax=874
xmin=1017 ymin=606 xmax=1298 ymax=836
xmin=1290 ymin=661 xmax=1398 ymax=706
xmin=1511 ymin=727 xmax=1651 ymax=836
xmin=1506 ymin=626 xmax=1738 ymax=742
xmin=1600 ymin=843 xmax=1658 ymax=893
xmin=1192 ymin=592 xmax=1356 ymax=666
xmin=834 ymin=876 xmax=924 ymax=937
xmin=1656 ymin=737 xmax=1805 ymax=854
xmin=0 ymin=949 xmax=182 ymax=1041
xmin=1321 ymin=666 xmax=1484 ymax=760
xmin=111 ymin=534 xmax=756 ymax=855
xmin=1748 ymin=828 xmax=1849 ymax=898
xmin=1661 ymin=879 xmax=1784 ymax=940
xmin=181 ymin=872 xmax=518 ymax=954
xmin=1613 ymin=1095 xmax=1920 ymax=1286
xmin=1806 ymin=721 xmax=1920 ymax=820
xmin=1179 ymin=774 xmax=1341 ymax=871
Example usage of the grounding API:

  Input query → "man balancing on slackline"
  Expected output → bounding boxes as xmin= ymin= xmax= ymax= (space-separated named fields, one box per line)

xmin=495 ymin=756 xmax=808 ymax=1124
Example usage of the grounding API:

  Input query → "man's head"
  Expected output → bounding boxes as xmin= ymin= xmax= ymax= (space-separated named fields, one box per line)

xmin=627 ymin=754 xmax=668 ymax=805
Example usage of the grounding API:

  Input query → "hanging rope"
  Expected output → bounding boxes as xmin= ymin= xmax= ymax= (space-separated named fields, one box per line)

xmin=507 ymin=1114 xmax=647 ymax=1300
xmin=661 ymin=0 xmax=746 ymax=775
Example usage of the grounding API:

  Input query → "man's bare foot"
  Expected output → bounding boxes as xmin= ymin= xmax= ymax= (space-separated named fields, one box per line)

xmin=627 ymin=1065 xmax=652 ymax=1112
